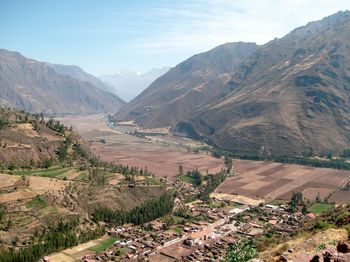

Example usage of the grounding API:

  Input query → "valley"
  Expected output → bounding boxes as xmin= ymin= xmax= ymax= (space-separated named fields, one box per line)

xmin=58 ymin=114 xmax=225 ymax=178
xmin=2 ymin=4 xmax=350 ymax=262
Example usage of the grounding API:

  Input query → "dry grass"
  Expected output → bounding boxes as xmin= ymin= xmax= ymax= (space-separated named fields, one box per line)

xmin=260 ymin=228 xmax=348 ymax=261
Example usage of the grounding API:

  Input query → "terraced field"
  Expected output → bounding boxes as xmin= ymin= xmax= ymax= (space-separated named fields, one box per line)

xmin=11 ymin=166 xmax=72 ymax=178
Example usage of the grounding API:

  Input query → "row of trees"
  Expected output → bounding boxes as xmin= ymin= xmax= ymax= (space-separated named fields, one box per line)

xmin=198 ymin=172 xmax=227 ymax=201
xmin=211 ymin=148 xmax=350 ymax=170
xmin=45 ymin=118 xmax=65 ymax=134
xmin=93 ymin=192 xmax=174 ymax=225
xmin=0 ymin=219 xmax=105 ymax=262
xmin=186 ymin=169 xmax=203 ymax=186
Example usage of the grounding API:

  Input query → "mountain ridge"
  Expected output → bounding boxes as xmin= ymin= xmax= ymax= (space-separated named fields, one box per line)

xmin=115 ymin=42 xmax=258 ymax=127
xmin=0 ymin=49 xmax=125 ymax=115
xmin=116 ymin=10 xmax=350 ymax=156
xmin=99 ymin=67 xmax=170 ymax=101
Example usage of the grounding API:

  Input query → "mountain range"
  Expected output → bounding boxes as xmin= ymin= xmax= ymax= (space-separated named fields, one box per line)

xmin=116 ymin=10 xmax=350 ymax=157
xmin=0 ymin=50 xmax=124 ymax=115
xmin=99 ymin=67 xmax=170 ymax=102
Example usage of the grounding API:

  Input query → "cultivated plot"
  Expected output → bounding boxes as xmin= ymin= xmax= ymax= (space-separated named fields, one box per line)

xmin=59 ymin=114 xmax=224 ymax=178
xmin=215 ymin=159 xmax=350 ymax=203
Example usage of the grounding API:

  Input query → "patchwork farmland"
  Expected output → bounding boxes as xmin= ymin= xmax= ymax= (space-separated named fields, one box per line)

xmin=58 ymin=114 xmax=225 ymax=178
xmin=215 ymin=159 xmax=350 ymax=204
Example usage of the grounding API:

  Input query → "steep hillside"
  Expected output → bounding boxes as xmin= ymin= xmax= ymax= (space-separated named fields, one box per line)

xmin=47 ymin=63 xmax=116 ymax=94
xmin=178 ymin=10 xmax=350 ymax=156
xmin=115 ymin=42 xmax=258 ymax=126
xmin=118 ymin=10 xmax=350 ymax=157
xmin=0 ymin=49 xmax=125 ymax=115
xmin=0 ymin=108 xmax=66 ymax=169
xmin=0 ymin=108 xmax=168 ymax=258
xmin=100 ymin=67 xmax=170 ymax=101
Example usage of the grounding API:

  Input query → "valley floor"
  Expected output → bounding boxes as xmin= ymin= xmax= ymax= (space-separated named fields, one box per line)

xmin=57 ymin=114 xmax=225 ymax=178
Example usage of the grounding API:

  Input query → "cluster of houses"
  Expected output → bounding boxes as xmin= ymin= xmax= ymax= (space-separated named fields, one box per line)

xmin=81 ymin=198 xmax=311 ymax=261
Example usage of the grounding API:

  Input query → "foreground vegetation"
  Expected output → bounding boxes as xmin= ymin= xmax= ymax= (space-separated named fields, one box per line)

xmin=211 ymin=147 xmax=350 ymax=170
xmin=0 ymin=219 xmax=105 ymax=262
xmin=93 ymin=192 xmax=174 ymax=225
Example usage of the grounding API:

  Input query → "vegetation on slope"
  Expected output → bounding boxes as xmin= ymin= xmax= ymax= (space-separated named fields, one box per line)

xmin=93 ymin=192 xmax=174 ymax=225
xmin=0 ymin=218 xmax=105 ymax=262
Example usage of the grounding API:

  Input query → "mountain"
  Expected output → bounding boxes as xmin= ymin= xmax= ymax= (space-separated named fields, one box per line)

xmin=0 ymin=49 xmax=125 ymax=115
xmin=117 ymin=10 xmax=350 ymax=157
xmin=47 ymin=63 xmax=116 ymax=94
xmin=176 ymin=10 xmax=350 ymax=156
xmin=99 ymin=67 xmax=170 ymax=101
xmin=115 ymin=42 xmax=258 ymax=126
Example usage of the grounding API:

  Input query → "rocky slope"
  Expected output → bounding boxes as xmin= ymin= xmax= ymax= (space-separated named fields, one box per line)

xmin=178 ymin=10 xmax=350 ymax=156
xmin=117 ymin=11 xmax=350 ymax=156
xmin=47 ymin=63 xmax=116 ymax=94
xmin=0 ymin=49 xmax=125 ymax=115
xmin=115 ymin=42 xmax=258 ymax=126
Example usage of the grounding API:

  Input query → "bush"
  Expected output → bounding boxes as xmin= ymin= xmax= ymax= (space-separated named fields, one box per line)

xmin=225 ymin=239 xmax=257 ymax=262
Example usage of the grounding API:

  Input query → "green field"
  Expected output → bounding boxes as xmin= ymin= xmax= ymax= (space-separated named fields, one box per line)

xmin=308 ymin=203 xmax=334 ymax=214
xmin=172 ymin=226 xmax=184 ymax=234
xmin=145 ymin=176 xmax=160 ymax=185
xmin=89 ymin=237 xmax=119 ymax=253
xmin=75 ymin=170 xmax=90 ymax=181
xmin=207 ymin=201 xmax=224 ymax=208
xmin=11 ymin=166 xmax=71 ymax=178
xmin=177 ymin=175 xmax=196 ymax=184
xmin=26 ymin=195 xmax=46 ymax=208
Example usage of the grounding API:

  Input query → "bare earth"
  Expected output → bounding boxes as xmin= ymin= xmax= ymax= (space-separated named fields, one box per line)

xmin=58 ymin=114 xmax=224 ymax=178
xmin=0 ymin=173 xmax=70 ymax=203
xmin=215 ymin=159 xmax=350 ymax=203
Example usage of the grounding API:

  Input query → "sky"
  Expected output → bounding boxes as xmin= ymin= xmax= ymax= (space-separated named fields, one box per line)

xmin=1 ymin=0 xmax=349 ymax=76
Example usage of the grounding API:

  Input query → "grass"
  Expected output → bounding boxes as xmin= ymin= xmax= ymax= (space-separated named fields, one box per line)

xmin=172 ymin=226 xmax=184 ymax=234
xmin=75 ymin=170 xmax=90 ymax=181
xmin=26 ymin=195 xmax=46 ymax=208
xmin=308 ymin=203 xmax=334 ymax=214
xmin=38 ymin=205 xmax=58 ymax=217
xmin=114 ymin=247 xmax=128 ymax=257
xmin=227 ymin=202 xmax=244 ymax=209
xmin=145 ymin=176 xmax=160 ymax=185
xmin=177 ymin=175 xmax=196 ymax=184
xmin=89 ymin=237 xmax=119 ymax=253
xmin=11 ymin=166 xmax=71 ymax=178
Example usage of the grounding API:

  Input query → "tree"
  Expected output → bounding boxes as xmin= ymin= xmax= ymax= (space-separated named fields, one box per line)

xmin=225 ymin=239 xmax=257 ymax=262
xmin=58 ymin=142 xmax=68 ymax=162
xmin=302 ymin=204 xmax=308 ymax=214
xmin=187 ymin=169 xmax=203 ymax=186
xmin=178 ymin=165 xmax=184 ymax=176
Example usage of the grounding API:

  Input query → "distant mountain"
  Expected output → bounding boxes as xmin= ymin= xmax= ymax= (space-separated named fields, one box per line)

xmin=115 ymin=42 xmax=258 ymax=126
xmin=0 ymin=49 xmax=125 ymax=115
xmin=116 ymin=10 xmax=350 ymax=157
xmin=47 ymin=63 xmax=116 ymax=94
xmin=99 ymin=67 xmax=170 ymax=101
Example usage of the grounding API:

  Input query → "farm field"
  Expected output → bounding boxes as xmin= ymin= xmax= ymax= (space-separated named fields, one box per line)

xmin=58 ymin=114 xmax=224 ymax=178
xmin=11 ymin=165 xmax=72 ymax=178
xmin=308 ymin=203 xmax=334 ymax=214
xmin=0 ymin=173 xmax=71 ymax=203
xmin=215 ymin=159 xmax=350 ymax=204
xmin=46 ymin=236 xmax=112 ymax=262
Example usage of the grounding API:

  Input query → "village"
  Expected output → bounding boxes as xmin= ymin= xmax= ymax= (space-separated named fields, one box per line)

xmin=81 ymin=192 xmax=311 ymax=262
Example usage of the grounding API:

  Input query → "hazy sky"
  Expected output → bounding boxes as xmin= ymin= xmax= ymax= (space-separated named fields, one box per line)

xmin=1 ymin=0 xmax=349 ymax=76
